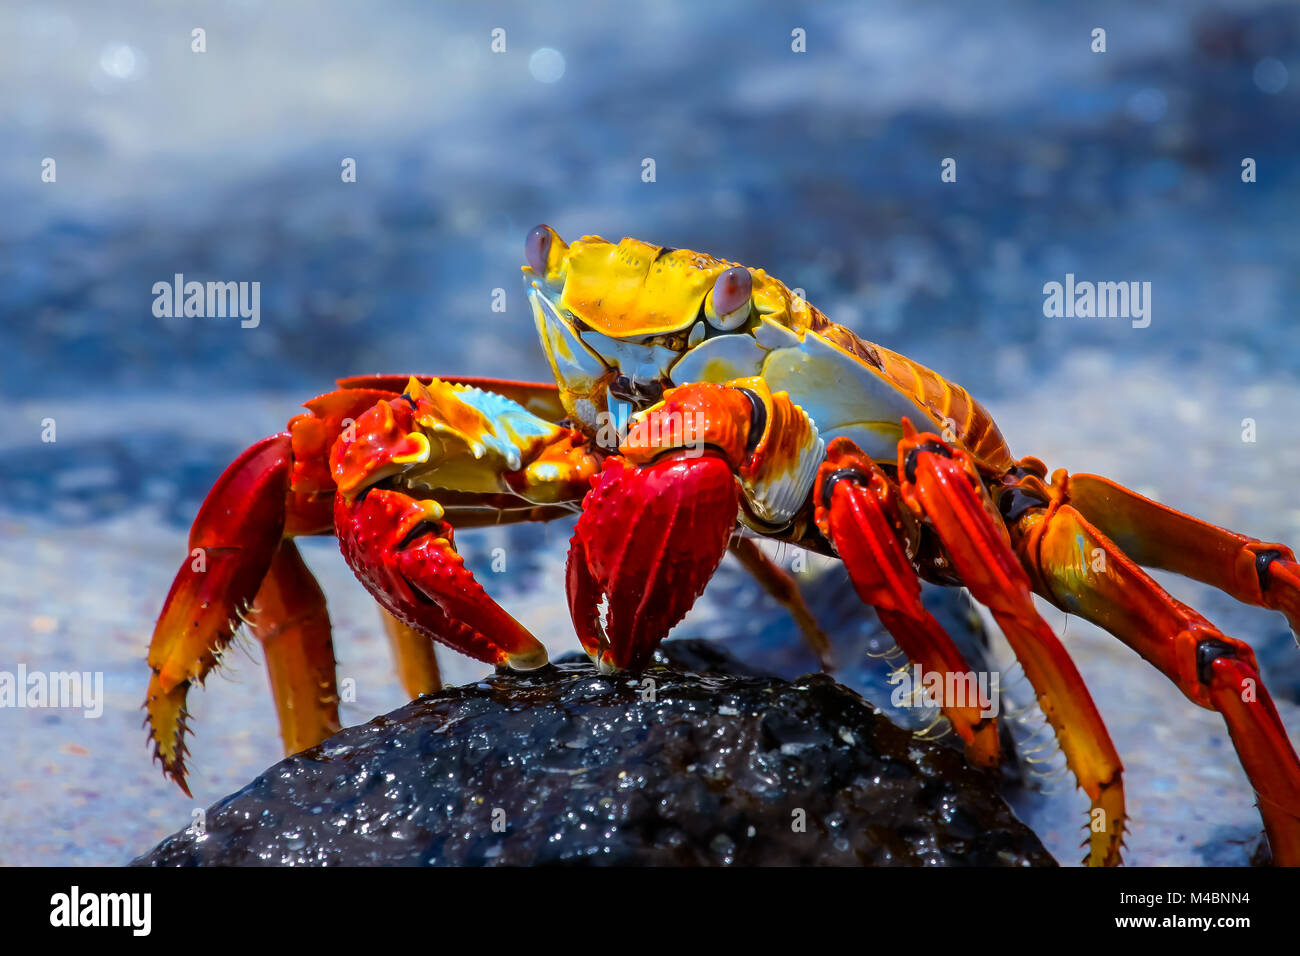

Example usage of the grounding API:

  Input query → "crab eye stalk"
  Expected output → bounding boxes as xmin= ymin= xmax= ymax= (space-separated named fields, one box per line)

xmin=524 ymin=225 xmax=570 ymax=284
xmin=705 ymin=266 xmax=752 ymax=330
xmin=525 ymin=225 xmax=553 ymax=275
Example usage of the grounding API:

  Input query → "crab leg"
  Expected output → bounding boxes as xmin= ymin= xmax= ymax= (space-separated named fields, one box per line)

xmin=146 ymin=433 xmax=293 ymax=793
xmin=727 ymin=537 xmax=834 ymax=671
xmin=1063 ymin=473 xmax=1300 ymax=635
xmin=897 ymin=422 xmax=1125 ymax=866
xmin=381 ymin=610 xmax=443 ymax=698
xmin=815 ymin=437 xmax=1000 ymax=768
xmin=1011 ymin=500 xmax=1300 ymax=865
xmin=245 ymin=539 xmax=341 ymax=758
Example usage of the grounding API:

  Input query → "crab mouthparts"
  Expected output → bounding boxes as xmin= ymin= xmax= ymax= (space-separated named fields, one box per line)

xmin=609 ymin=373 xmax=665 ymax=409
xmin=529 ymin=281 xmax=687 ymax=396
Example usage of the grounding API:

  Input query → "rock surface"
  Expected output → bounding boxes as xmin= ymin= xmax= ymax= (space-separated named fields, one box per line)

xmin=135 ymin=641 xmax=1054 ymax=866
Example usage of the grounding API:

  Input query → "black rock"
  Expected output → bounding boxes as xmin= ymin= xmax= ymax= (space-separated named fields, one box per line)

xmin=134 ymin=640 xmax=1054 ymax=866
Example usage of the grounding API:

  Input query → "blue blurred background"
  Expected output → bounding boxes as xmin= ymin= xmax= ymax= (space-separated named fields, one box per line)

xmin=2 ymin=0 xmax=1298 ymax=865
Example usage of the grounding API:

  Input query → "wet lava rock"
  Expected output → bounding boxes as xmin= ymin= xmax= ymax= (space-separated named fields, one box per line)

xmin=135 ymin=641 xmax=1053 ymax=866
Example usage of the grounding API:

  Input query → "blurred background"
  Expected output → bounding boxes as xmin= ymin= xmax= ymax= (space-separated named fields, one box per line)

xmin=2 ymin=0 xmax=1298 ymax=866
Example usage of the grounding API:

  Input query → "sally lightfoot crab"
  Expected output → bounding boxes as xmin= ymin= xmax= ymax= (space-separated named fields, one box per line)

xmin=146 ymin=226 xmax=1300 ymax=866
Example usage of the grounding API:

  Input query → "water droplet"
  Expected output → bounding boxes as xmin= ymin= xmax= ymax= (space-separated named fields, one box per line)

xmin=99 ymin=43 xmax=138 ymax=80
xmin=529 ymin=47 xmax=565 ymax=84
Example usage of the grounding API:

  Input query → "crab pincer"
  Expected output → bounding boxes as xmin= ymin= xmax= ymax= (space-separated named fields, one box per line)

xmin=330 ymin=395 xmax=549 ymax=671
xmin=566 ymin=434 xmax=741 ymax=673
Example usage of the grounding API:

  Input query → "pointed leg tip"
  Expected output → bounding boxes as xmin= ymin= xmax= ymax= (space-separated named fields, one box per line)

xmin=150 ymin=740 xmax=194 ymax=798
xmin=145 ymin=675 xmax=197 ymax=796
xmin=171 ymin=773 xmax=194 ymax=799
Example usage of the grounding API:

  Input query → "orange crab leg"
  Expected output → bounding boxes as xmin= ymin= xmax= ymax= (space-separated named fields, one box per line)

xmin=1207 ymin=657 xmax=1300 ymax=865
xmin=245 ymin=539 xmax=341 ymax=757
xmin=1064 ymin=473 xmax=1300 ymax=634
xmin=1012 ymin=500 xmax=1300 ymax=865
xmin=898 ymin=423 xmax=1125 ymax=866
xmin=815 ymin=438 xmax=1000 ymax=768
xmin=381 ymin=610 xmax=443 ymax=699
xmin=146 ymin=433 xmax=293 ymax=792
xmin=148 ymin=434 xmax=291 ymax=693
xmin=727 ymin=537 xmax=834 ymax=671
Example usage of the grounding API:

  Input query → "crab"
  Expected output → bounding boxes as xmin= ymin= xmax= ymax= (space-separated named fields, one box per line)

xmin=145 ymin=225 xmax=1300 ymax=866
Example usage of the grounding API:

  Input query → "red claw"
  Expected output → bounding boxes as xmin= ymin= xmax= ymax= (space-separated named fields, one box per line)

xmin=566 ymin=452 xmax=740 ymax=672
xmin=334 ymin=488 xmax=548 ymax=671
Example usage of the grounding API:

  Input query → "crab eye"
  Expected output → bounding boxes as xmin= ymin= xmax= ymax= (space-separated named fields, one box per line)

xmin=525 ymin=225 xmax=552 ymax=275
xmin=707 ymin=266 xmax=752 ymax=330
